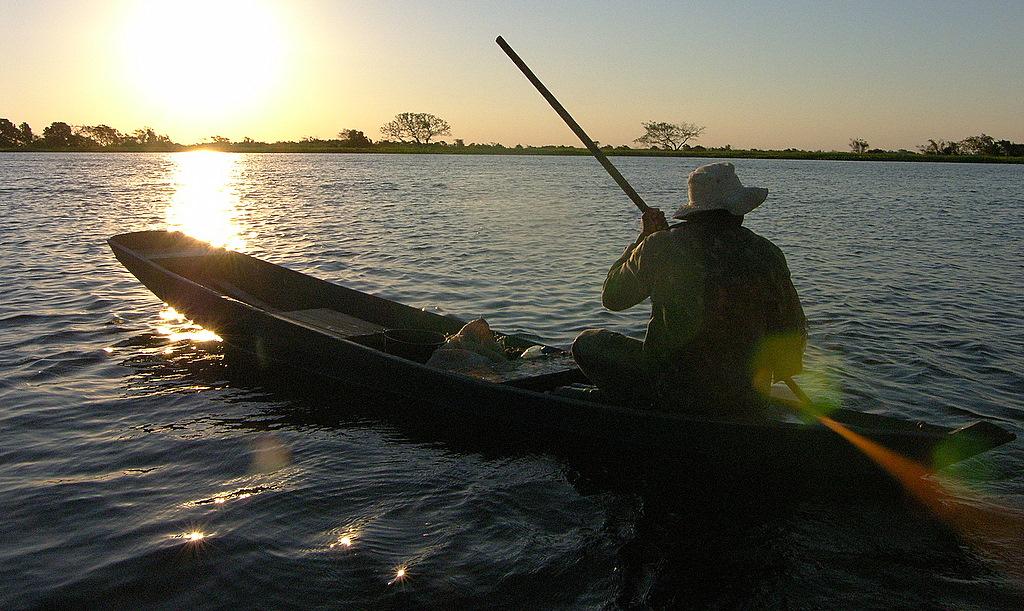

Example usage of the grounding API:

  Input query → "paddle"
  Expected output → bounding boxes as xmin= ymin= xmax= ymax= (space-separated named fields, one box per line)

xmin=496 ymin=35 xmax=812 ymax=400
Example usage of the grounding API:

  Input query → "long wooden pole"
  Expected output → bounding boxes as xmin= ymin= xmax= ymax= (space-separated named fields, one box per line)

xmin=495 ymin=36 xmax=649 ymax=212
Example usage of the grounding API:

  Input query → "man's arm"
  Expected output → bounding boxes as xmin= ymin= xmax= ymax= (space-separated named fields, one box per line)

xmin=601 ymin=208 xmax=668 ymax=311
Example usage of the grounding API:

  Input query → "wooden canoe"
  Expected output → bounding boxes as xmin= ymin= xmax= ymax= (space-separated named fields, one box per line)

xmin=108 ymin=230 xmax=1015 ymax=483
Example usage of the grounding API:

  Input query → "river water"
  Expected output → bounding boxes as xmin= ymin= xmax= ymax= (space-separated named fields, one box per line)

xmin=1 ymin=152 xmax=1021 ymax=607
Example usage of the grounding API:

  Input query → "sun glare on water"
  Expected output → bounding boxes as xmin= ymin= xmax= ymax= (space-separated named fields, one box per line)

xmin=167 ymin=151 xmax=247 ymax=250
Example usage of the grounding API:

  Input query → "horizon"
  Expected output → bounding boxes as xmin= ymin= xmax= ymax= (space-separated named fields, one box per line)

xmin=3 ymin=0 xmax=1023 ymax=151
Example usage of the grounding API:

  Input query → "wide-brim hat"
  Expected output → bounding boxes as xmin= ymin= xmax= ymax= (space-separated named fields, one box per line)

xmin=672 ymin=162 xmax=768 ymax=220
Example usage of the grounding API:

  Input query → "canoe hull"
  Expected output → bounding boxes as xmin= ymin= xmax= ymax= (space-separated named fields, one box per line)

xmin=108 ymin=231 xmax=1014 ymax=485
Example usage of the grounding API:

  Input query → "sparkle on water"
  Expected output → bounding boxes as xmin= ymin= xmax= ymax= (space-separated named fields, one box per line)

xmin=2 ymin=153 xmax=1021 ymax=608
xmin=166 ymin=151 xmax=247 ymax=251
xmin=156 ymin=306 xmax=222 ymax=343
xmin=329 ymin=533 xmax=356 ymax=549
xmin=389 ymin=567 xmax=408 ymax=585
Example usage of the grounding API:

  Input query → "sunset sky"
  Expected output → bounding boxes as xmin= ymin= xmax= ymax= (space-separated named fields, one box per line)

xmin=4 ymin=0 xmax=1023 ymax=150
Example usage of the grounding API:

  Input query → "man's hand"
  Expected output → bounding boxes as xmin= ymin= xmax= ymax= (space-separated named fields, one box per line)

xmin=640 ymin=207 xmax=669 ymax=239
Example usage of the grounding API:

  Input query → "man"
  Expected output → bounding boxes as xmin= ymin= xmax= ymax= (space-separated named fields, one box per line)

xmin=571 ymin=162 xmax=806 ymax=414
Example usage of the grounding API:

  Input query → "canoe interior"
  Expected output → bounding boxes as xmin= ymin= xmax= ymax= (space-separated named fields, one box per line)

xmin=111 ymin=231 xmax=584 ymax=383
xmin=108 ymin=230 xmax=1015 ymax=473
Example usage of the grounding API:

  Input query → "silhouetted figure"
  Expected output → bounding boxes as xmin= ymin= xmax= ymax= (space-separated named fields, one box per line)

xmin=572 ymin=162 xmax=806 ymax=414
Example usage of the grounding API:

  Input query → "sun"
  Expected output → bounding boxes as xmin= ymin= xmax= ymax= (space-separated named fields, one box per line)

xmin=116 ymin=0 xmax=288 ymax=128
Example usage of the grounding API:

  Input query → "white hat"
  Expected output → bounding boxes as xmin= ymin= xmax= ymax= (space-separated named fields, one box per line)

xmin=672 ymin=162 xmax=768 ymax=220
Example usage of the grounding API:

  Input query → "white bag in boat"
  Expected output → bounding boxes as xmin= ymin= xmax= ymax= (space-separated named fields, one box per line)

xmin=425 ymin=318 xmax=511 ymax=372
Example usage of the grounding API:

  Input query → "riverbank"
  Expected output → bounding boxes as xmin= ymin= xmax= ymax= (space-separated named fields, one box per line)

xmin=3 ymin=143 xmax=1022 ymax=163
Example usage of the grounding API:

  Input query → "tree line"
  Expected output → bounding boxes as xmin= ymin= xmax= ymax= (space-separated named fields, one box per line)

xmin=917 ymin=134 xmax=1023 ymax=157
xmin=3 ymin=114 xmax=1022 ymax=159
xmin=849 ymin=134 xmax=1024 ymax=157
xmin=0 ymin=119 xmax=178 ymax=150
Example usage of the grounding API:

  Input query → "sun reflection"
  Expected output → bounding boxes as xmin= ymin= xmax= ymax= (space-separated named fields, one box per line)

xmin=329 ymin=533 xmax=356 ymax=549
xmin=176 ymin=529 xmax=211 ymax=546
xmin=157 ymin=324 xmax=223 ymax=343
xmin=160 ymin=307 xmax=187 ymax=322
xmin=167 ymin=151 xmax=247 ymax=250
xmin=388 ymin=566 xmax=409 ymax=585
xmin=157 ymin=306 xmax=222 ymax=344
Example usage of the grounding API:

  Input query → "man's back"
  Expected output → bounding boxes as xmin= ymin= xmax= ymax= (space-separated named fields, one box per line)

xmin=603 ymin=213 xmax=806 ymax=412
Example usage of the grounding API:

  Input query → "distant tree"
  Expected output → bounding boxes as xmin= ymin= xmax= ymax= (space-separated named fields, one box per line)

xmin=0 ymin=118 xmax=21 ymax=147
xmin=77 ymin=124 xmax=123 ymax=147
xmin=209 ymin=135 xmax=230 ymax=145
xmin=918 ymin=138 xmax=960 ymax=155
xmin=634 ymin=121 xmax=705 ymax=150
xmin=42 ymin=121 xmax=75 ymax=147
xmin=380 ymin=112 xmax=451 ymax=144
xmin=959 ymin=133 xmax=997 ymax=156
xmin=129 ymin=127 xmax=171 ymax=146
xmin=18 ymin=122 xmax=34 ymax=145
xmin=994 ymin=139 xmax=1024 ymax=156
xmin=337 ymin=129 xmax=372 ymax=146
xmin=454 ymin=138 xmax=465 ymax=147
xmin=848 ymin=138 xmax=869 ymax=153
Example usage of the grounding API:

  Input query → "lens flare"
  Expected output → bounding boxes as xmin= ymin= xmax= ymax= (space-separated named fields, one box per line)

xmin=784 ymin=378 xmax=1024 ymax=578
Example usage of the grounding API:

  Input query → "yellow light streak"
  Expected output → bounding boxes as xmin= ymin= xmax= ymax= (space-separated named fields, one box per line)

xmin=166 ymin=151 xmax=247 ymax=251
xmin=786 ymin=383 xmax=1024 ymax=578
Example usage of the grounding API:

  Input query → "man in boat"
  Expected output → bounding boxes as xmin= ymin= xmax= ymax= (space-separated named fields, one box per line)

xmin=571 ymin=162 xmax=806 ymax=413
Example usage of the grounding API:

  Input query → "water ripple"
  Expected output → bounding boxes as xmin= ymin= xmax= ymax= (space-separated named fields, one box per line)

xmin=0 ymin=153 xmax=1022 ymax=608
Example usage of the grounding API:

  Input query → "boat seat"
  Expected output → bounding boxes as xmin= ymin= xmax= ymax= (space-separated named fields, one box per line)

xmin=148 ymin=249 xmax=220 ymax=260
xmin=209 ymin=279 xmax=278 ymax=312
xmin=278 ymin=308 xmax=385 ymax=338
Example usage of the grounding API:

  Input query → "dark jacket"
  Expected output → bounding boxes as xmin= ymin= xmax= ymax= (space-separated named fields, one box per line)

xmin=603 ymin=213 xmax=806 ymax=410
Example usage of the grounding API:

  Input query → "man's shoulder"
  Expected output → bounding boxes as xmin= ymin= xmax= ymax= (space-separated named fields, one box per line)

xmin=738 ymin=226 xmax=787 ymax=258
xmin=641 ymin=226 xmax=693 ymax=257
